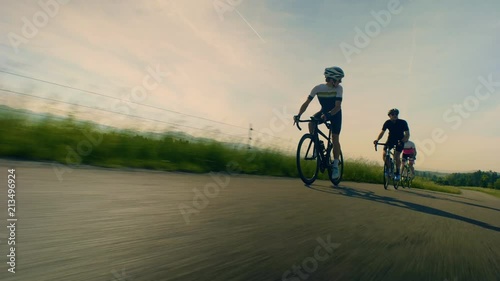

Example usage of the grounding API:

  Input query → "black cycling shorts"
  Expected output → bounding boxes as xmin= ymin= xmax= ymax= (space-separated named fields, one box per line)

xmin=312 ymin=110 xmax=342 ymax=135
xmin=384 ymin=139 xmax=404 ymax=153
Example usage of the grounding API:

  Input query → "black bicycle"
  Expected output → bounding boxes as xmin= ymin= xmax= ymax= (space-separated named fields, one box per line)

xmin=400 ymin=157 xmax=415 ymax=188
xmin=374 ymin=142 xmax=399 ymax=190
xmin=294 ymin=116 xmax=343 ymax=186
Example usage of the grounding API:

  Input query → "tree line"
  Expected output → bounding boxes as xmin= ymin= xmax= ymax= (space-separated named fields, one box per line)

xmin=417 ymin=170 xmax=500 ymax=189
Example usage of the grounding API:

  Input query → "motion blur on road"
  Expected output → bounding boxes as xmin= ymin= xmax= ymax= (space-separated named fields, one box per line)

xmin=1 ymin=160 xmax=499 ymax=281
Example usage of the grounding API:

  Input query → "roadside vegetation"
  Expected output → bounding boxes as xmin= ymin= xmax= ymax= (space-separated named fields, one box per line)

xmin=0 ymin=111 xmax=497 ymax=197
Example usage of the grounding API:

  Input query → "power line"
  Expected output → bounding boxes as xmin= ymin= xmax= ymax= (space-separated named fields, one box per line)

xmin=1 ymin=103 xmax=298 ymax=153
xmin=1 ymin=88 xmax=247 ymax=139
xmin=0 ymin=69 xmax=247 ymax=130
xmin=0 ymin=105 xmax=291 ymax=152
xmin=0 ymin=69 xmax=289 ymax=141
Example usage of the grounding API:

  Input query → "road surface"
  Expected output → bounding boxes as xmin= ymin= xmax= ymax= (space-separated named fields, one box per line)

xmin=0 ymin=160 xmax=499 ymax=281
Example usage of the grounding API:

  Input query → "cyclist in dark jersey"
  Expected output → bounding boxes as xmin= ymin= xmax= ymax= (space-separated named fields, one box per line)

xmin=373 ymin=108 xmax=410 ymax=180
xmin=294 ymin=66 xmax=345 ymax=180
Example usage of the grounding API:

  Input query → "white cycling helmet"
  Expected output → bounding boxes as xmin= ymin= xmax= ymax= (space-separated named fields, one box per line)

xmin=324 ymin=66 xmax=345 ymax=80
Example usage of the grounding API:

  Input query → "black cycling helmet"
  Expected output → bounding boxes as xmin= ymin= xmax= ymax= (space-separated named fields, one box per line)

xmin=388 ymin=108 xmax=399 ymax=116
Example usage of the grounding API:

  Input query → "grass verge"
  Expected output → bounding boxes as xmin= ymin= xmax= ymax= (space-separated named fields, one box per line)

xmin=459 ymin=187 xmax=500 ymax=198
xmin=410 ymin=178 xmax=462 ymax=194
xmin=0 ymin=113 xmax=483 ymax=195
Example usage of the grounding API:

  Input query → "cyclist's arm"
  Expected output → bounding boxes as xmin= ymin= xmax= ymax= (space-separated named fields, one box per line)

xmin=402 ymin=130 xmax=410 ymax=142
xmin=297 ymin=98 xmax=312 ymax=116
xmin=401 ymin=120 xmax=410 ymax=142
xmin=329 ymin=100 xmax=342 ymax=116
xmin=375 ymin=130 xmax=385 ymax=143
xmin=328 ymin=86 xmax=342 ymax=116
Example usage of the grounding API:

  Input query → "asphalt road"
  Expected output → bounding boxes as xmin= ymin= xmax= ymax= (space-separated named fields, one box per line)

xmin=0 ymin=160 xmax=499 ymax=281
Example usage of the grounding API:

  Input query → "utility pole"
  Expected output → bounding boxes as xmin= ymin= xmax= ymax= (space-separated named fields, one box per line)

xmin=248 ymin=123 xmax=253 ymax=149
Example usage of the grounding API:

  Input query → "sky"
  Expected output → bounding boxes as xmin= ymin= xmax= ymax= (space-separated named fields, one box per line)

xmin=0 ymin=0 xmax=499 ymax=173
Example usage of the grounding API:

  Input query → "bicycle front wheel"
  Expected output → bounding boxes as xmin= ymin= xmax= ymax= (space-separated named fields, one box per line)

xmin=383 ymin=164 xmax=390 ymax=190
xmin=296 ymin=134 xmax=319 ymax=185
xmin=401 ymin=166 xmax=409 ymax=188
xmin=391 ymin=160 xmax=398 ymax=189
xmin=408 ymin=170 xmax=414 ymax=188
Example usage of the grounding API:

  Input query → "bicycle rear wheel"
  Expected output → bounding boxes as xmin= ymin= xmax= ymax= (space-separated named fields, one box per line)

xmin=296 ymin=134 xmax=319 ymax=185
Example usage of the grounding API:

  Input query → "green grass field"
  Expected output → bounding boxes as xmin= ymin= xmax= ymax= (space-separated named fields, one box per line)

xmin=1 ymin=114 xmax=496 ymax=196
xmin=459 ymin=186 xmax=500 ymax=198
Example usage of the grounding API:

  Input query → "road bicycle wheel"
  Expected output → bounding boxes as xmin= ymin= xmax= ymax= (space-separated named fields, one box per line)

xmin=383 ymin=163 xmax=390 ymax=190
xmin=408 ymin=170 xmax=414 ymax=188
xmin=400 ymin=166 xmax=409 ymax=188
xmin=327 ymin=148 xmax=344 ymax=186
xmin=391 ymin=159 xmax=399 ymax=190
xmin=296 ymin=134 xmax=319 ymax=185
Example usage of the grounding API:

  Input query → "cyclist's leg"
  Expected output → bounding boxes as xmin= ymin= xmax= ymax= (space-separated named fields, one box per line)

xmin=401 ymin=154 xmax=408 ymax=176
xmin=409 ymin=156 xmax=415 ymax=177
xmin=394 ymin=152 xmax=402 ymax=174
xmin=310 ymin=111 xmax=322 ymax=135
xmin=330 ymin=112 xmax=342 ymax=164
xmin=394 ymin=142 xmax=404 ymax=174
xmin=329 ymin=112 xmax=342 ymax=178
xmin=332 ymin=133 xmax=341 ymax=161
xmin=383 ymin=140 xmax=395 ymax=169
xmin=382 ymin=145 xmax=389 ymax=169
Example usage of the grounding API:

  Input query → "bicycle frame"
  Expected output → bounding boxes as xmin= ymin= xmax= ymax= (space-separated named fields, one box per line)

xmin=401 ymin=157 xmax=415 ymax=188
xmin=294 ymin=116 xmax=343 ymax=186
xmin=295 ymin=117 xmax=333 ymax=165
xmin=374 ymin=142 xmax=398 ymax=189
xmin=374 ymin=143 xmax=396 ymax=168
xmin=402 ymin=158 xmax=412 ymax=173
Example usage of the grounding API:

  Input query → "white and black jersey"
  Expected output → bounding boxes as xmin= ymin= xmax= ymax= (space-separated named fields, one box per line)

xmin=307 ymin=84 xmax=343 ymax=114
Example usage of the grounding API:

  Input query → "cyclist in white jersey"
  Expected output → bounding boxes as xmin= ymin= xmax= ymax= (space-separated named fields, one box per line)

xmin=294 ymin=66 xmax=344 ymax=180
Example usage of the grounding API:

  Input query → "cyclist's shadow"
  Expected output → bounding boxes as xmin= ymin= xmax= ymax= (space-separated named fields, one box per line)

xmin=308 ymin=184 xmax=500 ymax=233
xmin=403 ymin=189 xmax=500 ymax=213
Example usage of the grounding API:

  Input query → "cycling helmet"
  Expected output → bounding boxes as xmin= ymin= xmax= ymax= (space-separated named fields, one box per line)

xmin=388 ymin=108 xmax=399 ymax=116
xmin=324 ymin=66 xmax=344 ymax=80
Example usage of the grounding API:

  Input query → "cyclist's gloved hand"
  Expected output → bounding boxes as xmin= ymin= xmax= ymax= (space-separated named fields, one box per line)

xmin=373 ymin=140 xmax=378 ymax=145
xmin=293 ymin=115 xmax=300 ymax=122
